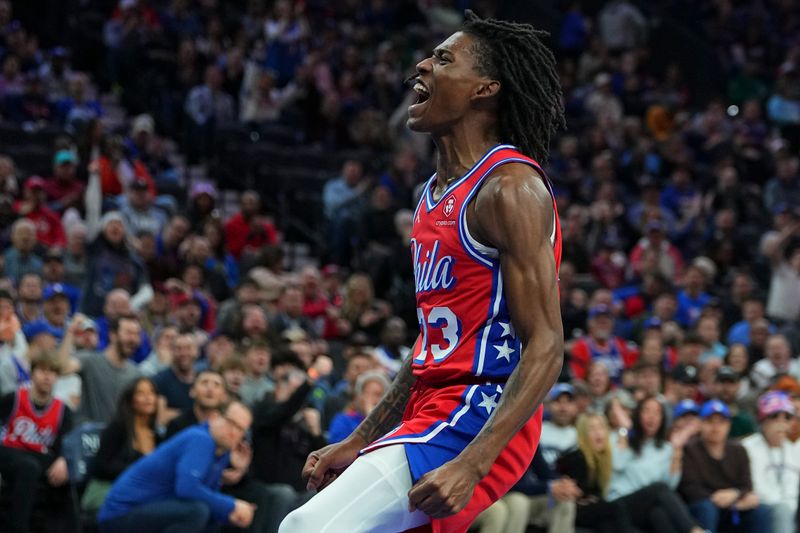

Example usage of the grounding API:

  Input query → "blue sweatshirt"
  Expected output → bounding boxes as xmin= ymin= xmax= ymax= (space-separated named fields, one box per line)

xmin=98 ymin=424 xmax=235 ymax=523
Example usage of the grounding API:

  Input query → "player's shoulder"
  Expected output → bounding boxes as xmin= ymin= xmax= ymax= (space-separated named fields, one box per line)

xmin=478 ymin=162 xmax=551 ymax=209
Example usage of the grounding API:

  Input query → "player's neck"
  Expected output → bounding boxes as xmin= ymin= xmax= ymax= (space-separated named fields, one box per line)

xmin=432 ymin=128 xmax=498 ymax=191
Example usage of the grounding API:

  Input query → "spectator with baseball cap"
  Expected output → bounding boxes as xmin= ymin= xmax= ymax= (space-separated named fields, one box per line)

xmin=665 ymin=363 xmax=701 ymax=407
xmin=772 ymin=375 xmax=800 ymax=442
xmin=0 ymin=320 xmax=60 ymax=395
xmin=26 ymin=283 xmax=72 ymax=335
xmin=44 ymin=149 xmax=84 ymax=213
xmin=120 ymin=176 xmax=168 ymax=237
xmin=13 ymin=175 xmax=66 ymax=248
xmin=486 ymin=382 xmax=582 ymax=533
xmin=540 ymin=383 xmax=580 ymax=464
xmin=41 ymin=249 xmax=81 ymax=310
xmin=671 ymin=399 xmax=701 ymax=436
xmin=570 ymin=304 xmax=639 ymax=383
xmin=741 ymin=391 xmax=799 ymax=533
xmin=713 ymin=365 xmax=758 ymax=438
xmin=679 ymin=400 xmax=772 ymax=532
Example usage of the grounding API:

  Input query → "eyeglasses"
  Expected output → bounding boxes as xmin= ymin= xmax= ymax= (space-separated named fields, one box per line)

xmin=223 ymin=415 xmax=247 ymax=434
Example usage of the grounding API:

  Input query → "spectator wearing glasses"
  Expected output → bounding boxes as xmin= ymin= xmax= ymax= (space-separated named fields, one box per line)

xmin=167 ymin=369 xmax=296 ymax=533
xmin=741 ymin=391 xmax=800 ymax=533
xmin=98 ymin=401 xmax=256 ymax=533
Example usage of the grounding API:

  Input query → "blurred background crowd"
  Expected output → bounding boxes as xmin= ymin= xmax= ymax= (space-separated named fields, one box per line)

xmin=0 ymin=0 xmax=799 ymax=532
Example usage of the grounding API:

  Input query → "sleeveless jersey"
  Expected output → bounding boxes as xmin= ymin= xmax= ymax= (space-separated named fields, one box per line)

xmin=1 ymin=387 xmax=65 ymax=454
xmin=362 ymin=145 xmax=562 ymax=532
xmin=408 ymin=143 xmax=561 ymax=384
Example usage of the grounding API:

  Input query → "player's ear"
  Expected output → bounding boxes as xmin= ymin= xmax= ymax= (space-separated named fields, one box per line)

xmin=473 ymin=79 xmax=500 ymax=101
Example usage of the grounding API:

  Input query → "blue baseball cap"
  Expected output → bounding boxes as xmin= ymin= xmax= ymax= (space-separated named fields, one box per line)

xmin=549 ymin=383 xmax=575 ymax=401
xmin=22 ymin=321 xmax=63 ymax=341
xmin=53 ymin=150 xmax=78 ymax=166
xmin=43 ymin=284 xmax=68 ymax=301
xmin=700 ymin=400 xmax=731 ymax=420
xmin=673 ymin=399 xmax=700 ymax=419
xmin=588 ymin=304 xmax=612 ymax=319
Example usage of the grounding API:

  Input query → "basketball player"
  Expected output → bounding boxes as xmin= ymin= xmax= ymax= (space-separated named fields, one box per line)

xmin=280 ymin=11 xmax=564 ymax=532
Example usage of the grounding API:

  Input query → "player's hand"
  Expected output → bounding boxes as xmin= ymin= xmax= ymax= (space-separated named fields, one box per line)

xmin=47 ymin=457 xmax=69 ymax=487
xmin=228 ymin=499 xmax=256 ymax=527
xmin=303 ymin=437 xmax=363 ymax=491
xmin=407 ymin=458 xmax=481 ymax=518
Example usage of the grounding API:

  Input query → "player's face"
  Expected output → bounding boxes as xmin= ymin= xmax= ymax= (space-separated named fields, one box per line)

xmin=408 ymin=32 xmax=495 ymax=134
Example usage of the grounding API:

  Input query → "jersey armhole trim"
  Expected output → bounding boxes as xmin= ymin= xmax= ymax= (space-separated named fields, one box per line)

xmin=458 ymin=158 xmax=557 ymax=267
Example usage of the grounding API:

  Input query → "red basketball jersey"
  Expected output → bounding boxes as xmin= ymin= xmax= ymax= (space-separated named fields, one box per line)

xmin=1 ymin=387 xmax=65 ymax=455
xmin=361 ymin=144 xmax=562 ymax=532
xmin=409 ymin=144 xmax=562 ymax=384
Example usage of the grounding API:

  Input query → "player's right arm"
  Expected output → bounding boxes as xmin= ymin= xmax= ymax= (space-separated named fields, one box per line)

xmin=303 ymin=343 xmax=418 ymax=491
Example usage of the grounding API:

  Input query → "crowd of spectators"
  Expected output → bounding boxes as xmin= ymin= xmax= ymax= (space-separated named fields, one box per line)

xmin=0 ymin=0 xmax=798 ymax=532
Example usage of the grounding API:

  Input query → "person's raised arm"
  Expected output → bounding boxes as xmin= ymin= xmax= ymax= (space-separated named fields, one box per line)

xmin=303 ymin=347 xmax=418 ymax=491
xmin=409 ymin=166 xmax=563 ymax=517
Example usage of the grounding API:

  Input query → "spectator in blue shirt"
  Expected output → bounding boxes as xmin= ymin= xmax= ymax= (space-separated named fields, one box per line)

xmin=675 ymin=263 xmax=712 ymax=328
xmin=98 ymin=401 xmax=255 ymax=533
xmin=327 ymin=371 xmax=389 ymax=444
xmin=727 ymin=298 xmax=776 ymax=347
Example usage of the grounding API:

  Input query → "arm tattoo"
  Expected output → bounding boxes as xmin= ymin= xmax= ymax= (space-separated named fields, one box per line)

xmin=355 ymin=356 xmax=416 ymax=443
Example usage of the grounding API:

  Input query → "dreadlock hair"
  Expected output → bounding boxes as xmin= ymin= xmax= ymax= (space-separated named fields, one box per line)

xmin=461 ymin=10 xmax=565 ymax=162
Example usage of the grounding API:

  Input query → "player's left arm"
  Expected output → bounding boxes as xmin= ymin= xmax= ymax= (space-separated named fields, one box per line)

xmin=408 ymin=165 xmax=564 ymax=517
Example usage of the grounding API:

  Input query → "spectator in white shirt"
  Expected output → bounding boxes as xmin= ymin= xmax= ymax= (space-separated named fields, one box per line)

xmin=751 ymin=334 xmax=800 ymax=390
xmin=741 ymin=391 xmax=800 ymax=533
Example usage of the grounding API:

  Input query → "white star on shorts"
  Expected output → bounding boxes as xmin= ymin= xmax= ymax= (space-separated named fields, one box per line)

xmin=498 ymin=322 xmax=514 ymax=338
xmin=495 ymin=340 xmax=515 ymax=363
xmin=478 ymin=391 xmax=499 ymax=415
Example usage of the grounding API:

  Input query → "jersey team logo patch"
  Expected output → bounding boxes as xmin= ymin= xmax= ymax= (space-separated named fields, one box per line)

xmin=443 ymin=195 xmax=457 ymax=217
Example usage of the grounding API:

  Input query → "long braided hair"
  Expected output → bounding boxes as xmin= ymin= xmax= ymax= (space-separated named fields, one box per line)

xmin=461 ymin=10 xmax=565 ymax=162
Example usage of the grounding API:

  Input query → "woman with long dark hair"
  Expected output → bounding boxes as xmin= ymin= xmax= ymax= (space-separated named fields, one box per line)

xmin=608 ymin=396 xmax=705 ymax=533
xmin=82 ymin=378 xmax=160 ymax=513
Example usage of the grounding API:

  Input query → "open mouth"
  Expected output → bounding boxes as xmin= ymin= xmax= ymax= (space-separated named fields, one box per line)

xmin=413 ymin=81 xmax=430 ymax=105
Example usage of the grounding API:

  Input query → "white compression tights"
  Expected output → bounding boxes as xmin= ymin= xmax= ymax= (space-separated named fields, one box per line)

xmin=279 ymin=444 xmax=430 ymax=533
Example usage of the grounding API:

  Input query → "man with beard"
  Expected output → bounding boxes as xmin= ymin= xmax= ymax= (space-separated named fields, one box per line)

xmin=153 ymin=332 xmax=199 ymax=421
xmin=14 ymin=272 xmax=44 ymax=325
xmin=95 ymin=289 xmax=151 ymax=363
xmin=63 ymin=314 xmax=142 ymax=423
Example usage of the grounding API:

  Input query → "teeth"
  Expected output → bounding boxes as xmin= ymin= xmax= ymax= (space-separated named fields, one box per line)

xmin=414 ymin=82 xmax=430 ymax=96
